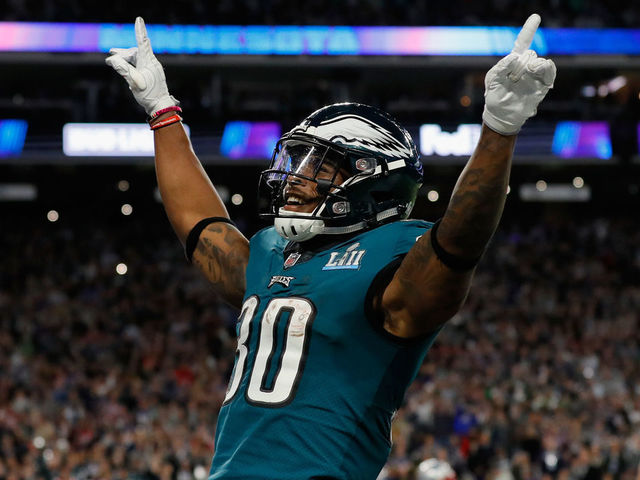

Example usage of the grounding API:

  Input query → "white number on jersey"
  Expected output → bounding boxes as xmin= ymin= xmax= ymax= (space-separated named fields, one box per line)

xmin=223 ymin=296 xmax=315 ymax=406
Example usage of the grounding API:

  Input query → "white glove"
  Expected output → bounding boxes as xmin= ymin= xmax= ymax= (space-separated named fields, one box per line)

xmin=482 ymin=14 xmax=556 ymax=135
xmin=105 ymin=17 xmax=179 ymax=117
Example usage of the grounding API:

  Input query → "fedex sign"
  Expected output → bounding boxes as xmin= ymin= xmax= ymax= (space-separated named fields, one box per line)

xmin=419 ymin=124 xmax=481 ymax=156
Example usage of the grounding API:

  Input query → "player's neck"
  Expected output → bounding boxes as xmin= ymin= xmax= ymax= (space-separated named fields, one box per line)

xmin=284 ymin=231 xmax=361 ymax=254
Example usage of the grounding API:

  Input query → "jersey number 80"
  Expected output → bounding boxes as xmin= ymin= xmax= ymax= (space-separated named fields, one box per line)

xmin=223 ymin=296 xmax=316 ymax=407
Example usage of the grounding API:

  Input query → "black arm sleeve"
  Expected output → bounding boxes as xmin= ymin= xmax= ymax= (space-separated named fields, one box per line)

xmin=185 ymin=217 xmax=236 ymax=263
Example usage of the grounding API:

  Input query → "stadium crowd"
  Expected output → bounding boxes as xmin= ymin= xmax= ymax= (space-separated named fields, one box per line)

xmin=1 ymin=212 xmax=639 ymax=480
xmin=2 ymin=0 xmax=639 ymax=27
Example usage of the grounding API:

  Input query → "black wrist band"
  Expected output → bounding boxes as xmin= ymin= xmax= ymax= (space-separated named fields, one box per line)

xmin=429 ymin=219 xmax=481 ymax=272
xmin=185 ymin=217 xmax=236 ymax=263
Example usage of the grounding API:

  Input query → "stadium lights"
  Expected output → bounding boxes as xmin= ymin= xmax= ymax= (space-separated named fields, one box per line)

xmin=519 ymin=183 xmax=591 ymax=202
xmin=573 ymin=177 xmax=585 ymax=188
xmin=587 ymin=74 xmax=629 ymax=98
xmin=121 ymin=203 xmax=133 ymax=216
xmin=33 ymin=436 xmax=45 ymax=449
xmin=116 ymin=263 xmax=128 ymax=275
xmin=536 ymin=180 xmax=547 ymax=191
xmin=427 ymin=190 xmax=439 ymax=202
xmin=46 ymin=210 xmax=59 ymax=222
xmin=231 ymin=193 xmax=244 ymax=205
xmin=544 ymin=453 xmax=559 ymax=469
xmin=43 ymin=449 xmax=54 ymax=462
xmin=194 ymin=466 xmax=207 ymax=480
xmin=606 ymin=75 xmax=627 ymax=93
xmin=117 ymin=180 xmax=130 ymax=191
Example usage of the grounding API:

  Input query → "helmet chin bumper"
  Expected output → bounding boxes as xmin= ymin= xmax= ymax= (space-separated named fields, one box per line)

xmin=274 ymin=209 xmax=325 ymax=242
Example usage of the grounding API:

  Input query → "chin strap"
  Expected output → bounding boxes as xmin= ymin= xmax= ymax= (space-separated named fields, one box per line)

xmin=275 ymin=206 xmax=403 ymax=241
xmin=310 ymin=207 xmax=401 ymax=236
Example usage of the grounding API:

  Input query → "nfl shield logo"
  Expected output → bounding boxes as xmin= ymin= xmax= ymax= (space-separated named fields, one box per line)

xmin=284 ymin=252 xmax=301 ymax=269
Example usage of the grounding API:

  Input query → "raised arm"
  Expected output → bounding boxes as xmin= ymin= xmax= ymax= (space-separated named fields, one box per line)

xmin=381 ymin=14 xmax=556 ymax=338
xmin=153 ymin=118 xmax=249 ymax=308
xmin=106 ymin=17 xmax=249 ymax=308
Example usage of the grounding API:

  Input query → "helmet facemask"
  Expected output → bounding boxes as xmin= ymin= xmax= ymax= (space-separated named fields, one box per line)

xmin=258 ymin=135 xmax=356 ymax=242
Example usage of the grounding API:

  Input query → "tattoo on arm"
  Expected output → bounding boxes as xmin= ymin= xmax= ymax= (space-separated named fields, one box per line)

xmin=396 ymin=235 xmax=435 ymax=301
xmin=192 ymin=223 xmax=249 ymax=308
xmin=389 ymin=232 xmax=471 ymax=333
xmin=381 ymin=128 xmax=513 ymax=336
xmin=438 ymin=127 xmax=516 ymax=258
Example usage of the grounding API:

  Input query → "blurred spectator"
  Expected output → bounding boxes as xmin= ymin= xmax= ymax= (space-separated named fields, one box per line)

xmin=1 ymin=214 xmax=640 ymax=479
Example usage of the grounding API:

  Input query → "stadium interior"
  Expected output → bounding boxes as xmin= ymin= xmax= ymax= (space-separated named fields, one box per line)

xmin=1 ymin=2 xmax=640 ymax=479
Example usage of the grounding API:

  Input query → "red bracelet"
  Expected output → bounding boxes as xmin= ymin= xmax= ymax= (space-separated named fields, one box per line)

xmin=148 ymin=105 xmax=182 ymax=122
xmin=150 ymin=114 xmax=183 ymax=131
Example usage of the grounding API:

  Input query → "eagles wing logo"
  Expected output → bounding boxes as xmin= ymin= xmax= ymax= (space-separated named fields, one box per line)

xmin=268 ymin=275 xmax=295 ymax=288
xmin=292 ymin=114 xmax=410 ymax=159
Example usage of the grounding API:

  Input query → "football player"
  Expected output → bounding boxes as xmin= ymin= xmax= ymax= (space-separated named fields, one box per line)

xmin=106 ymin=15 xmax=555 ymax=480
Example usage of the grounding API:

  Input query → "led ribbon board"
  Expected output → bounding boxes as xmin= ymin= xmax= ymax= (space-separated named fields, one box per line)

xmin=0 ymin=120 xmax=28 ymax=156
xmin=63 ymin=123 xmax=190 ymax=156
xmin=2 ymin=22 xmax=640 ymax=55
xmin=552 ymin=122 xmax=612 ymax=159
xmin=419 ymin=122 xmax=614 ymax=161
xmin=220 ymin=122 xmax=281 ymax=159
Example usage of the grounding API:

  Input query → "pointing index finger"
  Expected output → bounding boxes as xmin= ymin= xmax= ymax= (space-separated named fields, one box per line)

xmin=135 ymin=17 xmax=152 ymax=55
xmin=512 ymin=14 xmax=541 ymax=55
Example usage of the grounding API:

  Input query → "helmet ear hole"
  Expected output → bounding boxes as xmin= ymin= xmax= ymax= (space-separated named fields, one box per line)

xmin=355 ymin=157 xmax=377 ymax=172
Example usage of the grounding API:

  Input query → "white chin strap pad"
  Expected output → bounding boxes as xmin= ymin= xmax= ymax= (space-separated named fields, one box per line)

xmin=274 ymin=211 xmax=325 ymax=242
xmin=273 ymin=206 xmax=401 ymax=242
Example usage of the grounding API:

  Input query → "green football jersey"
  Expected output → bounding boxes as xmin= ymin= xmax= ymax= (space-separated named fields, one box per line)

xmin=210 ymin=220 xmax=438 ymax=480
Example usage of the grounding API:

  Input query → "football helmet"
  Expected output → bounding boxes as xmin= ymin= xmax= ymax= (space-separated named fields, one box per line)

xmin=416 ymin=459 xmax=457 ymax=480
xmin=258 ymin=103 xmax=423 ymax=242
